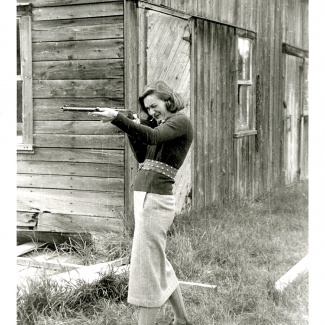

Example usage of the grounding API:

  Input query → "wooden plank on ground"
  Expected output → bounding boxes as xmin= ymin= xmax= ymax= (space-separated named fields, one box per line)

xmin=37 ymin=213 xmax=123 ymax=233
xmin=17 ymin=230 xmax=92 ymax=246
xmin=274 ymin=255 xmax=309 ymax=291
xmin=179 ymin=280 xmax=217 ymax=292
xmin=17 ymin=257 xmax=83 ymax=271
xmin=17 ymin=242 xmax=47 ymax=256
xmin=50 ymin=257 xmax=129 ymax=286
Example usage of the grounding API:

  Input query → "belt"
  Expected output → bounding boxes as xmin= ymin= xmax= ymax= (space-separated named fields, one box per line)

xmin=139 ymin=159 xmax=178 ymax=179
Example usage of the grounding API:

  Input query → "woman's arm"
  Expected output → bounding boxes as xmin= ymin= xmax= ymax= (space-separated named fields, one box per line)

xmin=111 ymin=113 xmax=189 ymax=145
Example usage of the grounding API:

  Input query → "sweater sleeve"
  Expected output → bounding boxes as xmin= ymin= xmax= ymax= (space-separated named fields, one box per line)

xmin=112 ymin=112 xmax=188 ymax=145
xmin=126 ymin=135 xmax=147 ymax=163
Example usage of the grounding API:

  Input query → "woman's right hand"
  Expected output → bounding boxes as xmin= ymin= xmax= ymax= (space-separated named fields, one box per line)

xmin=89 ymin=107 xmax=118 ymax=123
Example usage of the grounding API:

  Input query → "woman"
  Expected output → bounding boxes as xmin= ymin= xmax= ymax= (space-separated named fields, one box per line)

xmin=91 ymin=81 xmax=193 ymax=325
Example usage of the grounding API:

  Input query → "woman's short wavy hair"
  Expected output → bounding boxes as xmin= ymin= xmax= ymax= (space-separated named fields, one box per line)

xmin=139 ymin=80 xmax=185 ymax=114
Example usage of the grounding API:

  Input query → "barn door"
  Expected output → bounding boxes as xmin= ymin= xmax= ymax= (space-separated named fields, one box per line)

xmin=283 ymin=54 xmax=305 ymax=184
xmin=138 ymin=8 xmax=192 ymax=212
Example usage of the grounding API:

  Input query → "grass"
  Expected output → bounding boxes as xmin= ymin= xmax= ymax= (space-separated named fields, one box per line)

xmin=17 ymin=181 xmax=308 ymax=325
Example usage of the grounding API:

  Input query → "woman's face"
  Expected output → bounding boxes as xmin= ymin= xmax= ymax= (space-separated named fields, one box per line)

xmin=143 ymin=94 xmax=173 ymax=122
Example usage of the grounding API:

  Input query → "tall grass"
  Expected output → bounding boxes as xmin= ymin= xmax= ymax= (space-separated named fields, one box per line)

xmin=17 ymin=182 xmax=308 ymax=325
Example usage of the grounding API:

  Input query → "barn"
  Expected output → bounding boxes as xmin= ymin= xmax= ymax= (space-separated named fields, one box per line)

xmin=16 ymin=0 xmax=309 ymax=233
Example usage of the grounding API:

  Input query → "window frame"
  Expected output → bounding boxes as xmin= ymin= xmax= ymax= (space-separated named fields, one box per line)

xmin=17 ymin=3 xmax=34 ymax=153
xmin=234 ymin=30 xmax=257 ymax=138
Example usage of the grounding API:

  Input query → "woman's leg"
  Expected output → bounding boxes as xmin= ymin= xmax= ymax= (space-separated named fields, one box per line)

xmin=138 ymin=307 xmax=160 ymax=325
xmin=168 ymin=285 xmax=189 ymax=325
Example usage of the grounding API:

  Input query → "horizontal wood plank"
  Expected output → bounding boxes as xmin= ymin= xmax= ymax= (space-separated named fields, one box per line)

xmin=50 ymin=257 xmax=129 ymax=286
xmin=32 ymin=2 xmax=123 ymax=21
xmin=33 ymin=98 xmax=125 ymax=121
xmin=33 ymin=79 xmax=123 ymax=99
xmin=236 ymin=28 xmax=256 ymax=40
xmin=18 ymin=174 xmax=124 ymax=192
xmin=233 ymin=130 xmax=258 ymax=138
xmin=34 ymin=134 xmax=125 ymax=149
xmin=17 ymin=188 xmax=124 ymax=217
xmin=17 ymin=148 xmax=124 ymax=164
xmin=32 ymin=16 xmax=123 ymax=42
xmin=17 ymin=0 xmax=122 ymax=7
xmin=34 ymin=121 xmax=122 ymax=135
xmin=17 ymin=257 xmax=82 ymax=271
xmin=37 ymin=213 xmax=123 ymax=232
xmin=17 ymin=230 xmax=92 ymax=246
xmin=282 ymin=43 xmax=309 ymax=59
xmin=33 ymin=59 xmax=124 ymax=80
xmin=17 ymin=242 xmax=47 ymax=256
xmin=17 ymin=211 xmax=38 ymax=228
xmin=17 ymin=160 xmax=124 ymax=178
xmin=33 ymin=39 xmax=124 ymax=61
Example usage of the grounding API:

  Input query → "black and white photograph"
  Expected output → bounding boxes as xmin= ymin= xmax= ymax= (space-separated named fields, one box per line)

xmin=2 ymin=0 xmax=323 ymax=324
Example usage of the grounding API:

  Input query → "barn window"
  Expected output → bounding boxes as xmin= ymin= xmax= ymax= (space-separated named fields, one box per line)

xmin=236 ymin=37 xmax=252 ymax=131
xmin=17 ymin=3 xmax=34 ymax=152
xmin=234 ymin=34 xmax=257 ymax=137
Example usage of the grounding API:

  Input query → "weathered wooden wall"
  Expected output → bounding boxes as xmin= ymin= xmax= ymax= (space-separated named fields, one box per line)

xmin=17 ymin=0 xmax=309 ymax=231
xmin=144 ymin=10 xmax=192 ymax=213
xmin=145 ymin=0 xmax=308 ymax=209
xmin=192 ymin=20 xmax=237 ymax=210
xmin=142 ymin=0 xmax=257 ymax=31
xmin=17 ymin=0 xmax=125 ymax=232
xmin=283 ymin=0 xmax=309 ymax=49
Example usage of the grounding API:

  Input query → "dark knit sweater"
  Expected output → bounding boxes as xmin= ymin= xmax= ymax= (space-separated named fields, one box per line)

xmin=112 ymin=112 xmax=193 ymax=194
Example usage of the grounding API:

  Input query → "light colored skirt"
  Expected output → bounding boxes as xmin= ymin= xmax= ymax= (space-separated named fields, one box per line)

xmin=127 ymin=191 xmax=179 ymax=307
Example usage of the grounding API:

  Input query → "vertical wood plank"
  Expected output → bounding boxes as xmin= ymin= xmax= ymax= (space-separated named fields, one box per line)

xmin=203 ymin=20 xmax=210 ymax=209
xmin=138 ymin=7 xmax=148 ymax=120
xmin=210 ymin=22 xmax=217 ymax=204
xmin=20 ymin=15 xmax=33 ymax=146
xmin=124 ymin=0 xmax=138 ymax=231
xmin=229 ymin=26 xmax=237 ymax=201
xmin=216 ymin=23 xmax=222 ymax=204
xmin=196 ymin=19 xmax=204 ymax=210
xmin=190 ymin=17 xmax=197 ymax=210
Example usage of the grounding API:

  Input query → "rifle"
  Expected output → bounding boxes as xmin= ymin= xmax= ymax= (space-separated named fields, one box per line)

xmin=61 ymin=106 xmax=135 ymax=119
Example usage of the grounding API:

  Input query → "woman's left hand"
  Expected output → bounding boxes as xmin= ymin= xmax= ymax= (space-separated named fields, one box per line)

xmin=89 ymin=107 xmax=118 ymax=123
